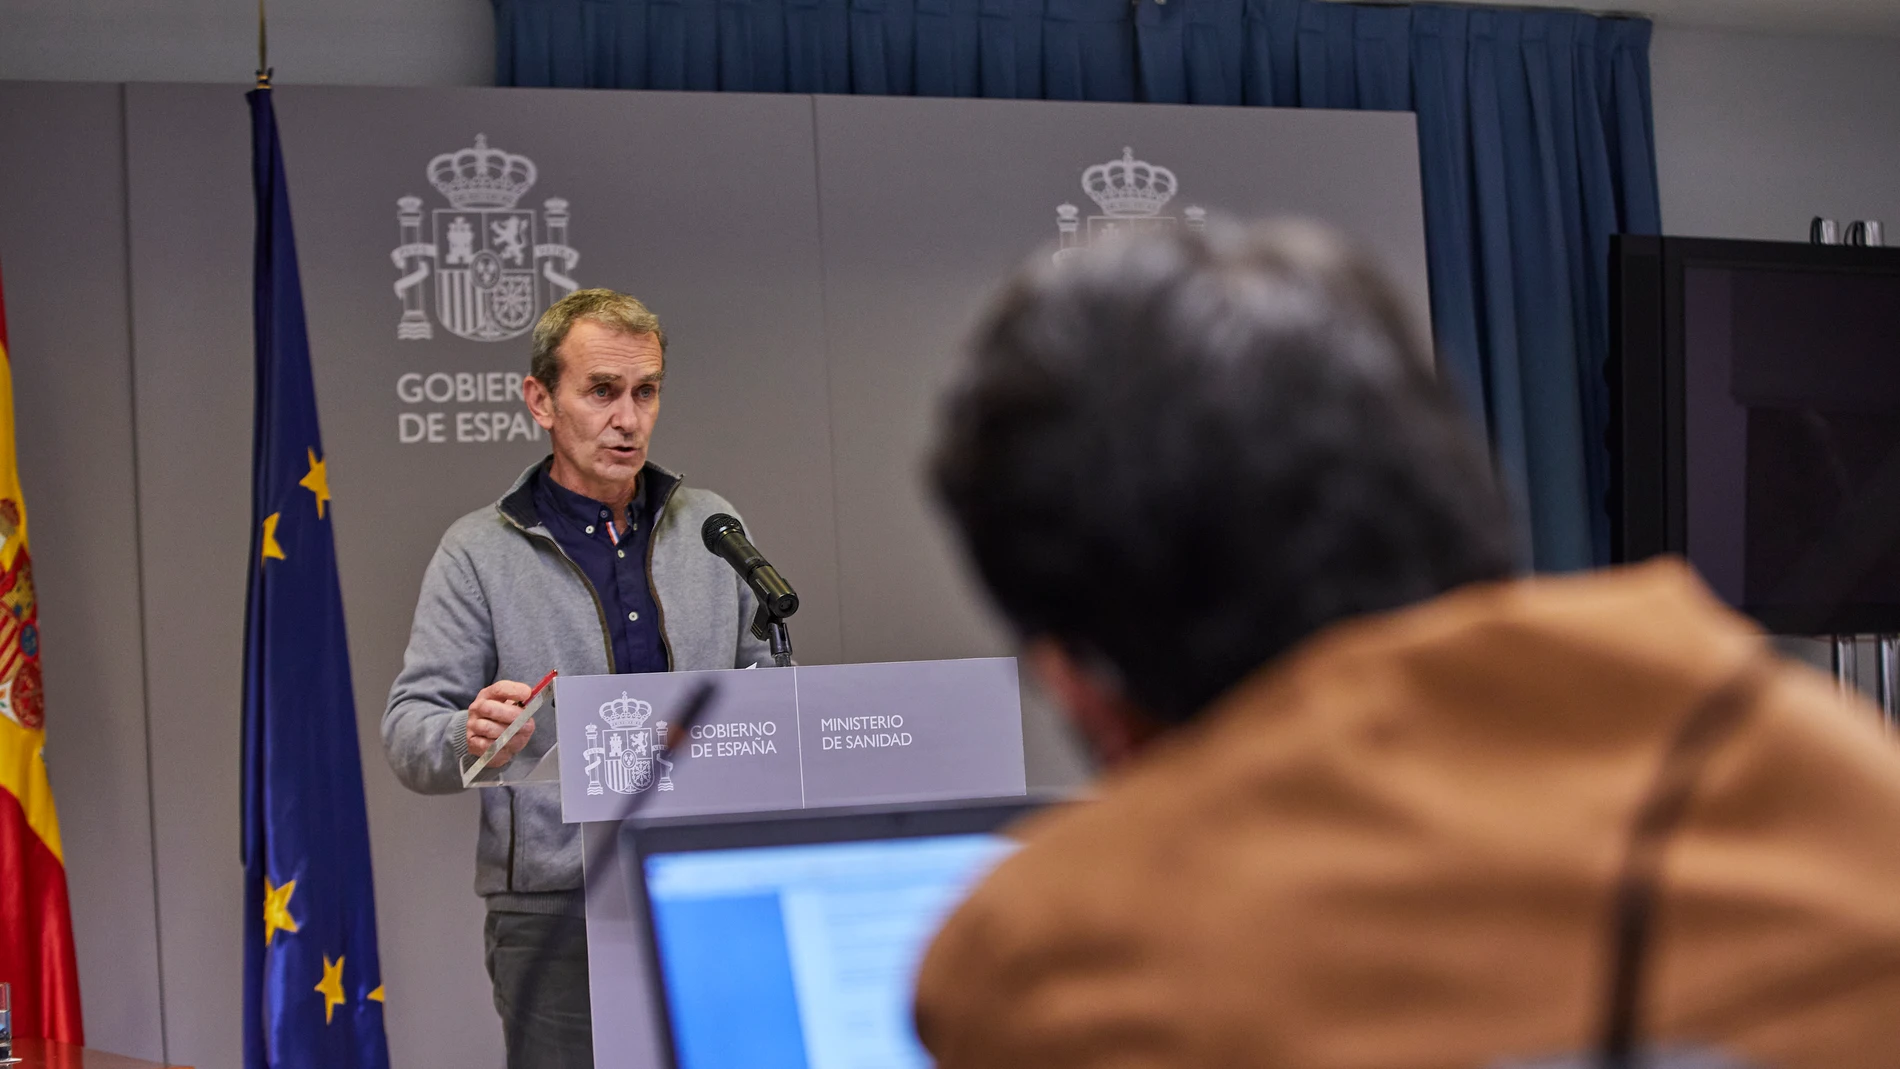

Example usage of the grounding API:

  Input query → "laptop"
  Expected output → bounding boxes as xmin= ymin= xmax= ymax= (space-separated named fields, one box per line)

xmin=629 ymin=798 xmax=1054 ymax=1069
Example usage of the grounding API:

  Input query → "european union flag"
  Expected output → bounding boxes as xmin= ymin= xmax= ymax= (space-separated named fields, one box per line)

xmin=242 ymin=87 xmax=391 ymax=1069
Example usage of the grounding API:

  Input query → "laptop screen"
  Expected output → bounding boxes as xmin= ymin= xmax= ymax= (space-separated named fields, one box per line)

xmin=643 ymin=833 xmax=1019 ymax=1069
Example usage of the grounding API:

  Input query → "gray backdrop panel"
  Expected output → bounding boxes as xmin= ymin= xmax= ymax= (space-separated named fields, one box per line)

xmin=0 ymin=81 xmax=1428 ymax=1068
xmin=812 ymin=95 xmax=1430 ymax=801
xmin=0 ymin=82 xmax=167 ymax=1062
xmin=121 ymin=83 xmax=841 ymax=1069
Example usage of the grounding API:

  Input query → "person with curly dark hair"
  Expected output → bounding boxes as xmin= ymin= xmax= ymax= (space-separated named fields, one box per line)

xmin=915 ymin=221 xmax=1900 ymax=1069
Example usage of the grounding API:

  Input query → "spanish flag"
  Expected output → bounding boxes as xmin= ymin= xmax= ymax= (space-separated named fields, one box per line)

xmin=0 ymin=261 xmax=85 ymax=1044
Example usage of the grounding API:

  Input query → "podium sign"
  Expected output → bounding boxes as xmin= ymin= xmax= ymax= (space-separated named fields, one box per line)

xmin=565 ymin=657 xmax=1028 ymax=1068
xmin=556 ymin=657 xmax=1026 ymax=821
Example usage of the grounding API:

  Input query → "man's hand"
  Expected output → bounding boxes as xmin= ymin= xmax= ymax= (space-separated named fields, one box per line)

xmin=467 ymin=680 xmax=537 ymax=768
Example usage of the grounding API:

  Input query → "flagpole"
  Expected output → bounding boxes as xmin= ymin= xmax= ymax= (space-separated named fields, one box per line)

xmin=255 ymin=0 xmax=270 ymax=89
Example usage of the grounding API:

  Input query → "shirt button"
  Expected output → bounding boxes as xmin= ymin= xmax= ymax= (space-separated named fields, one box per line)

xmin=600 ymin=510 xmax=609 ymax=519
xmin=617 ymin=549 xmax=625 ymax=559
xmin=585 ymin=525 xmax=595 ymax=534
xmin=628 ymin=611 xmax=640 ymax=622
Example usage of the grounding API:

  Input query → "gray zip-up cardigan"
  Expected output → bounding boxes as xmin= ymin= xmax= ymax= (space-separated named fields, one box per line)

xmin=382 ymin=460 xmax=771 ymax=914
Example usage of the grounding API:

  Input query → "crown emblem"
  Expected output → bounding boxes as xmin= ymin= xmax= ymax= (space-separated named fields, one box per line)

xmin=1082 ymin=147 xmax=1177 ymax=218
xmin=598 ymin=692 xmax=654 ymax=731
xmin=1050 ymin=147 xmax=1201 ymax=263
xmin=427 ymin=134 xmax=538 ymax=210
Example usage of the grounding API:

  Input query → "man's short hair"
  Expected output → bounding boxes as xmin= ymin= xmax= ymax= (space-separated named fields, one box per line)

xmin=930 ymin=221 xmax=1519 ymax=723
xmin=530 ymin=288 xmax=668 ymax=389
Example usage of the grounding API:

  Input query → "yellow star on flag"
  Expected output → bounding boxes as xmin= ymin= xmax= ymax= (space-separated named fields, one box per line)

xmin=262 ymin=876 xmax=300 ymax=945
xmin=367 ymin=985 xmax=385 ymax=1004
xmin=299 ymin=447 xmax=330 ymax=519
xmin=260 ymin=512 xmax=287 ymax=563
xmin=316 ymin=954 xmax=347 ymax=1025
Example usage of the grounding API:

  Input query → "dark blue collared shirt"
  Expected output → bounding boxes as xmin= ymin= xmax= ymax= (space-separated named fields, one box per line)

xmin=531 ymin=464 xmax=669 ymax=675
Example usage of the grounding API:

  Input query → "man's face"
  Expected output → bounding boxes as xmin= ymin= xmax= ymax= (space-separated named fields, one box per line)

xmin=524 ymin=320 xmax=665 ymax=502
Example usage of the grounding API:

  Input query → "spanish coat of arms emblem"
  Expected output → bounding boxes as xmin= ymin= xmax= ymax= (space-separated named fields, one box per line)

xmin=0 ymin=499 xmax=42 ymax=731
xmin=582 ymin=692 xmax=675 ymax=797
xmin=390 ymin=134 xmax=581 ymax=342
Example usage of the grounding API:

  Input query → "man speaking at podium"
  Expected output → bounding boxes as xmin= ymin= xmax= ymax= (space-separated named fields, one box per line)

xmin=382 ymin=289 xmax=770 ymax=1069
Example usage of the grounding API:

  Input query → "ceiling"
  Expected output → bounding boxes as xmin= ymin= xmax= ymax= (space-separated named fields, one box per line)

xmin=1456 ymin=0 xmax=1900 ymax=38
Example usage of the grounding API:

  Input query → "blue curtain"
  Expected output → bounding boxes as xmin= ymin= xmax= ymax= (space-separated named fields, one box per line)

xmin=494 ymin=0 xmax=1661 ymax=571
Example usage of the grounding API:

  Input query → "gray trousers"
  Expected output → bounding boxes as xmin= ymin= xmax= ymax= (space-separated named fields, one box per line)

xmin=485 ymin=911 xmax=595 ymax=1069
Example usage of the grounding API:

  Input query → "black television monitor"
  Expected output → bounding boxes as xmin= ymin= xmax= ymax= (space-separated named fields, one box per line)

xmin=1611 ymin=235 xmax=1900 ymax=635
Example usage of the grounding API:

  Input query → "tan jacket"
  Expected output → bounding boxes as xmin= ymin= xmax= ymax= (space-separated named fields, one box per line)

xmin=915 ymin=562 xmax=1900 ymax=1069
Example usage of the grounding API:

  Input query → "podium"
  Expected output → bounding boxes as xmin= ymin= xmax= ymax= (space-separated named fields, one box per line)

xmin=521 ymin=657 xmax=1027 ymax=1068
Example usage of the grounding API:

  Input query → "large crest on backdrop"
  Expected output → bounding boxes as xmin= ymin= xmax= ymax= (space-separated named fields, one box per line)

xmin=390 ymin=134 xmax=582 ymax=342
xmin=1054 ymin=147 xmax=1205 ymax=262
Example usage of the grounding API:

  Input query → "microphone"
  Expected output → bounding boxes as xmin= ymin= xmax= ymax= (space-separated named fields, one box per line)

xmin=701 ymin=513 xmax=800 ymax=620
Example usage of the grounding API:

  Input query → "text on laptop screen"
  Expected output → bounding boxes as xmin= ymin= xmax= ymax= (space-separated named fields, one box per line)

xmin=644 ymin=834 xmax=1019 ymax=1069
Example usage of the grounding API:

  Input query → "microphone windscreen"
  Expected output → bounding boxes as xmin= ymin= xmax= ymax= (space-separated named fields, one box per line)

xmin=702 ymin=512 xmax=743 ymax=551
